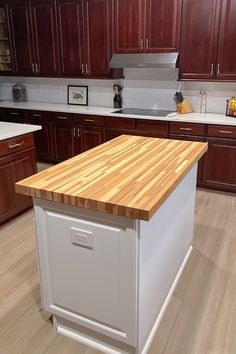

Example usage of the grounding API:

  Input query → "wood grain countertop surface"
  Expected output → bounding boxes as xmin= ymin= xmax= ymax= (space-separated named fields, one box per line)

xmin=16 ymin=135 xmax=208 ymax=221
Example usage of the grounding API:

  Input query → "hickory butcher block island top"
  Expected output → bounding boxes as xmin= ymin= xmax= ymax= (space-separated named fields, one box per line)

xmin=16 ymin=135 xmax=207 ymax=354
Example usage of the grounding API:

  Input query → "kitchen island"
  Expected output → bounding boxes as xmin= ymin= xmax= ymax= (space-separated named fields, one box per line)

xmin=16 ymin=135 xmax=207 ymax=354
xmin=0 ymin=122 xmax=41 ymax=225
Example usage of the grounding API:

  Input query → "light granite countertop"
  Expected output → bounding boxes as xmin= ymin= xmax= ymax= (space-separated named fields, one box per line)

xmin=0 ymin=121 xmax=41 ymax=141
xmin=1 ymin=100 xmax=236 ymax=126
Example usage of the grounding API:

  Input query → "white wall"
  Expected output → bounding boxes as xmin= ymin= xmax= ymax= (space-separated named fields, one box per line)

xmin=1 ymin=68 xmax=236 ymax=114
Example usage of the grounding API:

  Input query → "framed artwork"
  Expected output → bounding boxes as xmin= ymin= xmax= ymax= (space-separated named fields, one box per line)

xmin=67 ymin=85 xmax=88 ymax=106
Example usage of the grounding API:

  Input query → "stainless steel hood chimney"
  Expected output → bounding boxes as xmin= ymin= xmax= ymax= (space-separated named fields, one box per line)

xmin=110 ymin=53 xmax=179 ymax=69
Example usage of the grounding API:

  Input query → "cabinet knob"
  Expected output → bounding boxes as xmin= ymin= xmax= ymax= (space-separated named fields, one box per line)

xmin=86 ymin=64 xmax=89 ymax=74
xmin=217 ymin=64 xmax=221 ymax=76
xmin=81 ymin=63 xmax=85 ymax=75
xmin=9 ymin=141 xmax=24 ymax=149
xmin=140 ymin=39 xmax=144 ymax=51
xmin=35 ymin=63 xmax=39 ymax=74
xmin=180 ymin=127 xmax=192 ymax=131
xmin=211 ymin=64 xmax=214 ymax=76
xmin=219 ymin=130 xmax=232 ymax=134
xmin=146 ymin=38 xmax=149 ymax=51
xmin=84 ymin=119 xmax=94 ymax=122
xmin=32 ymin=63 xmax=35 ymax=73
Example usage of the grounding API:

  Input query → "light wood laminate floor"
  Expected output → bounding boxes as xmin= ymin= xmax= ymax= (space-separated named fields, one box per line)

xmin=0 ymin=190 xmax=235 ymax=354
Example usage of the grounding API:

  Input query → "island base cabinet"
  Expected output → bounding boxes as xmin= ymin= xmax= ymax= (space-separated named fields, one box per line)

xmin=33 ymin=165 xmax=198 ymax=354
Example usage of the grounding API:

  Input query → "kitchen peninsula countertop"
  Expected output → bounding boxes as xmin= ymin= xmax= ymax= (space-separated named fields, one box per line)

xmin=1 ymin=100 xmax=236 ymax=126
xmin=16 ymin=135 xmax=207 ymax=220
xmin=0 ymin=121 xmax=41 ymax=141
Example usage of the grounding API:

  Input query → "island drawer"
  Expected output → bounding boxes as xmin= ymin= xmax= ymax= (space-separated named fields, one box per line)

xmin=52 ymin=112 xmax=76 ymax=123
xmin=136 ymin=119 xmax=168 ymax=133
xmin=207 ymin=125 xmax=236 ymax=139
xmin=106 ymin=117 xmax=136 ymax=129
xmin=169 ymin=122 xmax=205 ymax=136
xmin=77 ymin=115 xmax=105 ymax=126
xmin=0 ymin=134 xmax=34 ymax=157
xmin=27 ymin=110 xmax=51 ymax=121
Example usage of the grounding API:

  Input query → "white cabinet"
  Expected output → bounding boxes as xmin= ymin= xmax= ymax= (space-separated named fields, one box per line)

xmin=34 ymin=201 xmax=138 ymax=346
xmin=33 ymin=165 xmax=198 ymax=354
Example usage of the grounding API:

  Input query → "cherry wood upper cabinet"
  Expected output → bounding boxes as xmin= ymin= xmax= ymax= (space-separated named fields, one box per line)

xmin=7 ymin=0 xmax=34 ymax=75
xmin=179 ymin=0 xmax=220 ymax=80
xmin=7 ymin=0 xmax=59 ymax=76
xmin=31 ymin=0 xmax=59 ymax=76
xmin=114 ymin=0 xmax=181 ymax=54
xmin=216 ymin=0 xmax=236 ymax=80
xmin=84 ymin=0 xmax=112 ymax=77
xmin=57 ymin=0 xmax=84 ymax=77
xmin=114 ymin=0 xmax=144 ymax=53
xmin=145 ymin=0 xmax=181 ymax=53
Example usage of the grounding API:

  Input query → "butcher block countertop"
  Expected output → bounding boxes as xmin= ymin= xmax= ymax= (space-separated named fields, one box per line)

xmin=16 ymin=135 xmax=208 ymax=221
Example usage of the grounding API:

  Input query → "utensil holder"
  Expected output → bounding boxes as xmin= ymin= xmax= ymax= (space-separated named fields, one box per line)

xmin=176 ymin=98 xmax=193 ymax=114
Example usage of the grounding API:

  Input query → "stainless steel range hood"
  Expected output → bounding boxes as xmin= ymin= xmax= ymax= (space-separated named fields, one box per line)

xmin=110 ymin=53 xmax=179 ymax=69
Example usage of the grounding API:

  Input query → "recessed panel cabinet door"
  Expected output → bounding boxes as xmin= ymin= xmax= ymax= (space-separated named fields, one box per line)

xmin=7 ymin=0 xmax=34 ymax=75
xmin=202 ymin=138 xmax=236 ymax=192
xmin=31 ymin=0 xmax=59 ymax=76
xmin=114 ymin=0 xmax=144 ymax=53
xmin=84 ymin=0 xmax=112 ymax=77
xmin=79 ymin=126 xmax=105 ymax=152
xmin=57 ymin=0 xmax=84 ymax=77
xmin=179 ymin=0 xmax=219 ymax=80
xmin=216 ymin=0 xmax=236 ymax=80
xmin=53 ymin=122 xmax=78 ymax=162
xmin=145 ymin=0 xmax=181 ymax=53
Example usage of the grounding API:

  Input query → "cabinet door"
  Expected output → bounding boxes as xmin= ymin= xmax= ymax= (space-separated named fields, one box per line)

xmin=79 ymin=126 xmax=105 ymax=152
xmin=179 ymin=0 xmax=220 ymax=80
xmin=84 ymin=0 xmax=112 ymax=77
xmin=7 ymin=0 xmax=34 ymax=75
xmin=53 ymin=122 xmax=78 ymax=161
xmin=202 ymin=138 xmax=236 ymax=192
xmin=114 ymin=0 xmax=144 ymax=53
xmin=57 ymin=0 xmax=84 ymax=77
xmin=0 ymin=147 xmax=36 ymax=225
xmin=27 ymin=118 xmax=53 ymax=161
xmin=31 ymin=0 xmax=59 ymax=76
xmin=216 ymin=0 xmax=236 ymax=80
xmin=145 ymin=0 xmax=181 ymax=53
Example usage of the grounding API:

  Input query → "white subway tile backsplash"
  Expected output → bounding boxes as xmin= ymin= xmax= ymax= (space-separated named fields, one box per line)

xmin=0 ymin=71 xmax=236 ymax=114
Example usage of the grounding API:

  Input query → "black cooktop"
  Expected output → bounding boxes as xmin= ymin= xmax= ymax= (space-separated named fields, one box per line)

xmin=113 ymin=108 xmax=174 ymax=117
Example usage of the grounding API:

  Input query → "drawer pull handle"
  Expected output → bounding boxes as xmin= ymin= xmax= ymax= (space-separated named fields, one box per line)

xmin=33 ymin=114 xmax=42 ymax=117
xmin=179 ymin=128 xmax=193 ymax=131
xmin=57 ymin=116 xmax=68 ymax=120
xmin=219 ymin=130 xmax=232 ymax=134
xmin=84 ymin=119 xmax=94 ymax=122
xmin=10 ymin=112 xmax=19 ymax=115
xmin=9 ymin=141 xmax=24 ymax=148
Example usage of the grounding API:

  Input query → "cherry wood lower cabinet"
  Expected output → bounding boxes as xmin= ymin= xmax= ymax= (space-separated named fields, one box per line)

xmin=202 ymin=138 xmax=236 ymax=192
xmin=51 ymin=112 xmax=77 ymax=162
xmin=0 ymin=140 xmax=37 ymax=225
xmin=78 ymin=125 xmax=105 ymax=153
xmin=27 ymin=110 xmax=53 ymax=161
